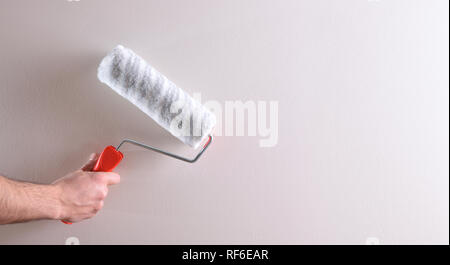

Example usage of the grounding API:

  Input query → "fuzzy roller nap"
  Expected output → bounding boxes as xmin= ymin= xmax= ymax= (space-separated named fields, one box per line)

xmin=98 ymin=45 xmax=216 ymax=149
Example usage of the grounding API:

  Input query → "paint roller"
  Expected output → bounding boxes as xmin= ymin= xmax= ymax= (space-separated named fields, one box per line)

xmin=62 ymin=45 xmax=215 ymax=224
xmin=93 ymin=45 xmax=216 ymax=172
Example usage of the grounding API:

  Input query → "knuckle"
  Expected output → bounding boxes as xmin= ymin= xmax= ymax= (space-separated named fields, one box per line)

xmin=92 ymin=202 xmax=103 ymax=212
xmin=97 ymin=188 xmax=107 ymax=199
xmin=100 ymin=188 xmax=108 ymax=198
xmin=94 ymin=201 xmax=104 ymax=211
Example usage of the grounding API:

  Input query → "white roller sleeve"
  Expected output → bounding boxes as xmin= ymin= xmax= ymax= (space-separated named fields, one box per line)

xmin=97 ymin=45 xmax=216 ymax=149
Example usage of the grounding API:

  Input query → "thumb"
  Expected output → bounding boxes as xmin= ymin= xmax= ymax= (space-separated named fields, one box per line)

xmin=81 ymin=153 xmax=99 ymax=171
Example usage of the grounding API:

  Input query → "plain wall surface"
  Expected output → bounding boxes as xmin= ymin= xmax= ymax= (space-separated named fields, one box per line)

xmin=0 ymin=0 xmax=448 ymax=244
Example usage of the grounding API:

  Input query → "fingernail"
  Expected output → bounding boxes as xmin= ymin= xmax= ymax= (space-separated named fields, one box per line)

xmin=89 ymin=153 xmax=96 ymax=160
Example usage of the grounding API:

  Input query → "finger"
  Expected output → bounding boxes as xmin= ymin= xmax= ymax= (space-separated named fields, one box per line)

xmin=91 ymin=172 xmax=121 ymax=186
xmin=104 ymin=172 xmax=121 ymax=186
xmin=81 ymin=153 xmax=99 ymax=171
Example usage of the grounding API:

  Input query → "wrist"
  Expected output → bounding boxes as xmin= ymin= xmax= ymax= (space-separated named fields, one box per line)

xmin=46 ymin=184 xmax=64 ymax=220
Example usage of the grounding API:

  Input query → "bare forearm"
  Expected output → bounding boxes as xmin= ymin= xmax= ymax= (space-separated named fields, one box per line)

xmin=0 ymin=176 xmax=61 ymax=224
xmin=0 ymin=154 xmax=119 ymax=225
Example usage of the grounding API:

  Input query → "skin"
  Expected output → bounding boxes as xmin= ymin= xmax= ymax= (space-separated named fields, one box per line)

xmin=0 ymin=153 xmax=120 ymax=225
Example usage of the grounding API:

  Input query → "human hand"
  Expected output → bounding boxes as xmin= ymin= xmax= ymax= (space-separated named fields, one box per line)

xmin=52 ymin=153 xmax=120 ymax=223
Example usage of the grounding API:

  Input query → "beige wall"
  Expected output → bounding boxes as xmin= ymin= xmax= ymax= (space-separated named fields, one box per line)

xmin=0 ymin=0 xmax=448 ymax=244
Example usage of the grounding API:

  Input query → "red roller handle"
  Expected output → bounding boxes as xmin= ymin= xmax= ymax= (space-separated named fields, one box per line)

xmin=92 ymin=146 xmax=124 ymax=172
xmin=61 ymin=146 xmax=123 ymax=225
